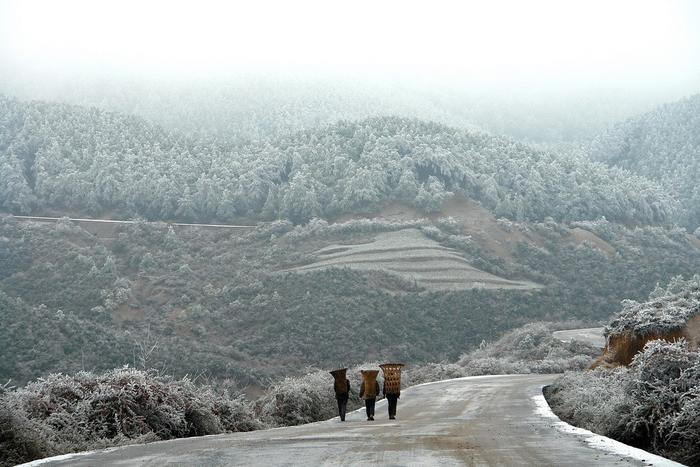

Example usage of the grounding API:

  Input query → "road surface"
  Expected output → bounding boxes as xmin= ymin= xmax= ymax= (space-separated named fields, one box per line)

xmin=553 ymin=327 xmax=606 ymax=348
xmin=7 ymin=215 xmax=254 ymax=229
xmin=5 ymin=214 xmax=255 ymax=239
xmin=28 ymin=374 xmax=674 ymax=467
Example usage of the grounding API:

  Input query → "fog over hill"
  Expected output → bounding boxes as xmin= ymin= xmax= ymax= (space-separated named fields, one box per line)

xmin=1 ymin=74 xmax=688 ymax=146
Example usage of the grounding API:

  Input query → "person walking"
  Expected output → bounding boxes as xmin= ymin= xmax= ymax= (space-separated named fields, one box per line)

xmin=380 ymin=363 xmax=404 ymax=420
xmin=359 ymin=369 xmax=380 ymax=421
xmin=329 ymin=368 xmax=350 ymax=421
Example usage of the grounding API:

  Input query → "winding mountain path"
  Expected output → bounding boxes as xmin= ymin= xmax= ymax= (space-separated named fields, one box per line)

xmin=27 ymin=374 xmax=678 ymax=467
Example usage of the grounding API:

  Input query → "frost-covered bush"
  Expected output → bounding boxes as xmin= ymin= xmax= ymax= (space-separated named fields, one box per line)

xmin=606 ymin=275 xmax=700 ymax=339
xmin=0 ymin=389 xmax=57 ymax=467
xmin=545 ymin=367 xmax=634 ymax=441
xmin=403 ymin=323 xmax=599 ymax=385
xmin=627 ymin=340 xmax=700 ymax=465
xmin=256 ymin=371 xmax=337 ymax=426
xmin=457 ymin=322 xmax=599 ymax=374
xmin=402 ymin=362 xmax=465 ymax=387
xmin=255 ymin=365 xmax=370 ymax=426
xmin=550 ymin=278 xmax=700 ymax=465
xmin=548 ymin=340 xmax=700 ymax=466
xmin=0 ymin=368 xmax=260 ymax=466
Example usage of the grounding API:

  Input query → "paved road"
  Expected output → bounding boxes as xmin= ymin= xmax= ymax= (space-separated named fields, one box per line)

xmin=30 ymin=374 xmax=669 ymax=467
xmin=553 ymin=327 xmax=606 ymax=348
xmin=8 ymin=215 xmax=255 ymax=229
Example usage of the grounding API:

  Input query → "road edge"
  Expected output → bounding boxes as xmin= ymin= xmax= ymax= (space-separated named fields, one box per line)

xmin=533 ymin=388 xmax=684 ymax=467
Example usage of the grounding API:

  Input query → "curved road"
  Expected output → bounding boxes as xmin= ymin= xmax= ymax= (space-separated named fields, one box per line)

xmin=29 ymin=374 xmax=674 ymax=466
xmin=553 ymin=327 xmax=606 ymax=348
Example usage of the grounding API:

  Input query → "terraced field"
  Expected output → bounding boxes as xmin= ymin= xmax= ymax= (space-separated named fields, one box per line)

xmin=289 ymin=229 xmax=543 ymax=291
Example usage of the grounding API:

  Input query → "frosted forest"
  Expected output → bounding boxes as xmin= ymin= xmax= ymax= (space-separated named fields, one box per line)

xmin=1 ymin=1 xmax=700 ymax=466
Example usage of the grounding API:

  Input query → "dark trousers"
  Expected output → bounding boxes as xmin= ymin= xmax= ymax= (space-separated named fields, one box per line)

xmin=336 ymin=396 xmax=348 ymax=421
xmin=365 ymin=398 xmax=376 ymax=417
xmin=387 ymin=394 xmax=398 ymax=418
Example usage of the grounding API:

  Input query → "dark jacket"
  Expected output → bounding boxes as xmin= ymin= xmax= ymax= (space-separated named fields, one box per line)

xmin=359 ymin=381 xmax=380 ymax=400
xmin=334 ymin=379 xmax=350 ymax=399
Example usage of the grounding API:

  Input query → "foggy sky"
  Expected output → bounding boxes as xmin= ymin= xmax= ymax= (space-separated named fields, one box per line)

xmin=1 ymin=0 xmax=699 ymax=95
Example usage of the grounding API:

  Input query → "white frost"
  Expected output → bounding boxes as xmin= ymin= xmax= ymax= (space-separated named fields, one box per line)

xmin=532 ymin=393 xmax=684 ymax=467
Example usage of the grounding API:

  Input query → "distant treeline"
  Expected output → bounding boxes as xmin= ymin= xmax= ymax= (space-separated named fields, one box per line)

xmin=591 ymin=94 xmax=700 ymax=231
xmin=0 ymin=95 xmax=674 ymax=225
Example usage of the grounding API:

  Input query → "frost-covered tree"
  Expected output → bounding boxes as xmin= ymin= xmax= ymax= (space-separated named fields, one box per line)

xmin=591 ymin=94 xmax=700 ymax=230
xmin=0 ymin=94 xmax=676 ymax=225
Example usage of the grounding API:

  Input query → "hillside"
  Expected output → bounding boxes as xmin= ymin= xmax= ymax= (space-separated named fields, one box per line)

xmin=590 ymin=94 xmax=700 ymax=230
xmin=3 ymin=200 xmax=700 ymax=387
xmin=0 ymin=95 xmax=675 ymax=226
xmin=2 ymin=95 xmax=699 ymax=391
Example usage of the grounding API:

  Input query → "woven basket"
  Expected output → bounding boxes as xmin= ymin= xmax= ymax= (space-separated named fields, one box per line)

xmin=379 ymin=363 xmax=404 ymax=394
xmin=360 ymin=370 xmax=379 ymax=399
xmin=329 ymin=368 xmax=348 ymax=393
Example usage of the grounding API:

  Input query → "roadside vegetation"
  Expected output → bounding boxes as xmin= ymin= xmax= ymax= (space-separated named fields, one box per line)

xmin=546 ymin=277 xmax=700 ymax=466
xmin=0 ymin=320 xmax=597 ymax=466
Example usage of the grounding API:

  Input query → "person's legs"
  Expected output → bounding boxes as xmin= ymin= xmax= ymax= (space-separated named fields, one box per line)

xmin=365 ymin=399 xmax=372 ymax=420
xmin=368 ymin=398 xmax=376 ymax=420
xmin=339 ymin=397 xmax=347 ymax=421
xmin=388 ymin=395 xmax=398 ymax=419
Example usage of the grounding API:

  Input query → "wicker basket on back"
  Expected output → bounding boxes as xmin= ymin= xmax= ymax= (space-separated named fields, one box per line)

xmin=360 ymin=370 xmax=380 ymax=399
xmin=379 ymin=363 xmax=404 ymax=394
xmin=329 ymin=368 xmax=348 ymax=393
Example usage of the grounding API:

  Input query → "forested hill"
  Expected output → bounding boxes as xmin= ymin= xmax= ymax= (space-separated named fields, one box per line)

xmin=590 ymin=94 xmax=700 ymax=230
xmin=1 ymin=95 xmax=674 ymax=225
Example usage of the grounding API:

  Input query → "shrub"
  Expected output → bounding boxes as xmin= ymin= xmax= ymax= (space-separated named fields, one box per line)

xmin=547 ymin=340 xmax=700 ymax=466
xmin=256 ymin=371 xmax=337 ymax=426
xmin=457 ymin=322 xmax=599 ymax=374
xmin=402 ymin=362 xmax=465 ymax=387
xmin=255 ymin=364 xmax=372 ymax=426
xmin=0 ymin=390 xmax=57 ymax=467
xmin=545 ymin=367 xmax=634 ymax=441
xmin=627 ymin=340 xmax=700 ymax=465
xmin=0 ymin=368 xmax=260 ymax=466
xmin=606 ymin=275 xmax=700 ymax=340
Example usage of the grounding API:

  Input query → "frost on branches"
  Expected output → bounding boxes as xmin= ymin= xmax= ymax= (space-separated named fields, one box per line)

xmin=606 ymin=275 xmax=700 ymax=339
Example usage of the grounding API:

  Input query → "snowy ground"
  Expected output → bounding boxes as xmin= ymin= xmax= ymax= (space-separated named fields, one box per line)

xmin=23 ymin=374 xmax=677 ymax=467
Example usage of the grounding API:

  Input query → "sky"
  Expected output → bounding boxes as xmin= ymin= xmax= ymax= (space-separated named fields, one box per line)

xmin=1 ymin=0 xmax=699 ymax=91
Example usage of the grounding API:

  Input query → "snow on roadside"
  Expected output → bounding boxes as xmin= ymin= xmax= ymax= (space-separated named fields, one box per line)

xmin=532 ymin=393 xmax=684 ymax=467
xmin=17 ymin=448 xmax=119 ymax=467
